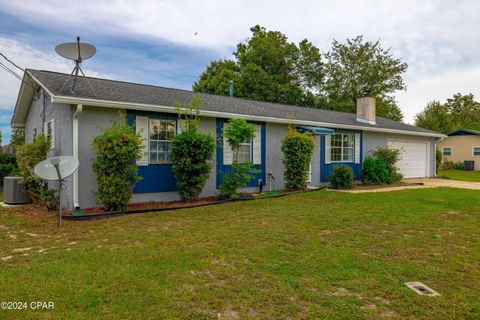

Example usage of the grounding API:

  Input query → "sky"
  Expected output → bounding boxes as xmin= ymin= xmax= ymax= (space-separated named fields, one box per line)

xmin=1 ymin=0 xmax=479 ymax=143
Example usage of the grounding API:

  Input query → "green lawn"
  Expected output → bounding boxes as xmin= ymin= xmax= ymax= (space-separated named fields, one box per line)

xmin=1 ymin=188 xmax=480 ymax=319
xmin=438 ymin=169 xmax=480 ymax=182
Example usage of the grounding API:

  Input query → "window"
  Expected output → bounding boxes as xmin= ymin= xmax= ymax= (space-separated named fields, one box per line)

xmin=443 ymin=147 xmax=452 ymax=156
xmin=149 ymin=119 xmax=175 ymax=163
xmin=237 ymin=140 xmax=252 ymax=163
xmin=33 ymin=128 xmax=37 ymax=139
xmin=331 ymin=133 xmax=354 ymax=162
xmin=473 ymin=147 xmax=480 ymax=156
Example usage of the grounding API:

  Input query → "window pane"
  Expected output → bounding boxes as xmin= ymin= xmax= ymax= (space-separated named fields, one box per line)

xmin=343 ymin=147 xmax=354 ymax=162
xmin=166 ymin=121 xmax=175 ymax=139
xmin=331 ymin=147 xmax=342 ymax=162
xmin=331 ymin=135 xmax=342 ymax=147
xmin=474 ymin=148 xmax=480 ymax=156
xmin=343 ymin=134 xmax=354 ymax=148
xmin=237 ymin=143 xmax=251 ymax=163
xmin=150 ymin=120 xmax=160 ymax=140
xmin=443 ymin=148 xmax=451 ymax=156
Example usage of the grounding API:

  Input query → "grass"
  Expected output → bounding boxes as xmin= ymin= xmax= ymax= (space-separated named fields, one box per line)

xmin=438 ymin=169 xmax=480 ymax=182
xmin=1 ymin=188 xmax=480 ymax=319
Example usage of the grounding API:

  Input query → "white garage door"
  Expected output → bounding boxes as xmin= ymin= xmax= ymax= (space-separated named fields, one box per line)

xmin=388 ymin=140 xmax=428 ymax=178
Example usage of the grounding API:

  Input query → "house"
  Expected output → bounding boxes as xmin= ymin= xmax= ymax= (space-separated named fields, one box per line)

xmin=12 ymin=70 xmax=444 ymax=210
xmin=437 ymin=128 xmax=480 ymax=170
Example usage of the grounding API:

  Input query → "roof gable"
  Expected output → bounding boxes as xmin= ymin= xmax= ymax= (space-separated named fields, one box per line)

xmin=447 ymin=129 xmax=480 ymax=136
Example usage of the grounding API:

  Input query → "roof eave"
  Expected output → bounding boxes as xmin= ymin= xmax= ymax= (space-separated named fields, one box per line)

xmin=50 ymin=94 xmax=445 ymax=138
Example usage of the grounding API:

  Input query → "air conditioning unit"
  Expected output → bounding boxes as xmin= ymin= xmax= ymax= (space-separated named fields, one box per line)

xmin=3 ymin=176 xmax=31 ymax=204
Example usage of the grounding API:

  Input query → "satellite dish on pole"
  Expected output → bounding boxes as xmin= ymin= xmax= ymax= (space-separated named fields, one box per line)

xmin=34 ymin=156 xmax=79 ymax=226
xmin=55 ymin=36 xmax=96 ymax=93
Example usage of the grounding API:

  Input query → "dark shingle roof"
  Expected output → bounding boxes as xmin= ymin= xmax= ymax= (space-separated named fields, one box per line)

xmin=28 ymin=69 xmax=441 ymax=136
xmin=447 ymin=128 xmax=480 ymax=136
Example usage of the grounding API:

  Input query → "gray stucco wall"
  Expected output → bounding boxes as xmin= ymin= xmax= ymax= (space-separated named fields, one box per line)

xmin=77 ymin=106 xmax=122 ymax=208
xmin=363 ymin=131 xmax=437 ymax=177
xmin=24 ymin=90 xmax=74 ymax=208
xmin=265 ymin=123 xmax=321 ymax=190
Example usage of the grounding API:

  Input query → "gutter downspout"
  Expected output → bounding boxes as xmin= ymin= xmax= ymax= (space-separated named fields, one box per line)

xmin=73 ymin=104 xmax=82 ymax=208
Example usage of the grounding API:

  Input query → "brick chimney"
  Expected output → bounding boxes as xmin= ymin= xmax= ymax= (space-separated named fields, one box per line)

xmin=356 ymin=89 xmax=376 ymax=125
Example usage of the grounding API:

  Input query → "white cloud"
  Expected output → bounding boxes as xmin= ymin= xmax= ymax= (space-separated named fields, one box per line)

xmin=1 ymin=0 xmax=480 ymax=126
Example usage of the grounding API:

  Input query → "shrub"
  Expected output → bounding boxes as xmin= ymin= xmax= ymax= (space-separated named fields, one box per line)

xmin=330 ymin=165 xmax=354 ymax=189
xmin=0 ymin=153 xmax=19 ymax=186
xmin=441 ymin=161 xmax=464 ymax=170
xmin=219 ymin=118 xmax=258 ymax=199
xmin=16 ymin=134 xmax=53 ymax=203
xmin=171 ymin=96 xmax=215 ymax=201
xmin=362 ymin=147 xmax=403 ymax=185
xmin=435 ymin=149 xmax=442 ymax=173
xmin=360 ymin=157 xmax=389 ymax=185
xmin=219 ymin=162 xmax=258 ymax=199
xmin=281 ymin=126 xmax=314 ymax=190
xmin=92 ymin=115 xmax=143 ymax=211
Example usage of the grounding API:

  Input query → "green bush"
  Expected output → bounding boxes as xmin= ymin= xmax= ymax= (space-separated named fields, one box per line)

xmin=360 ymin=157 xmax=389 ymax=185
xmin=16 ymin=134 xmax=53 ymax=203
xmin=441 ymin=161 xmax=464 ymax=170
xmin=0 ymin=153 xmax=19 ymax=186
xmin=281 ymin=127 xmax=314 ymax=190
xmin=171 ymin=96 xmax=215 ymax=201
xmin=361 ymin=147 xmax=403 ymax=185
xmin=330 ymin=165 xmax=354 ymax=189
xmin=92 ymin=115 xmax=143 ymax=211
xmin=435 ymin=149 xmax=442 ymax=173
xmin=220 ymin=118 xmax=258 ymax=199
xmin=219 ymin=162 xmax=258 ymax=199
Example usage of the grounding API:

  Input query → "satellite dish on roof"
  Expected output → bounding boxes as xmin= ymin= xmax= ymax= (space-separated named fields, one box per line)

xmin=34 ymin=156 xmax=79 ymax=226
xmin=55 ymin=36 xmax=97 ymax=94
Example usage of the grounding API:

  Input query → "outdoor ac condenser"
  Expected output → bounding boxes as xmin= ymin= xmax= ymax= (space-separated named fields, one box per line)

xmin=3 ymin=176 xmax=30 ymax=204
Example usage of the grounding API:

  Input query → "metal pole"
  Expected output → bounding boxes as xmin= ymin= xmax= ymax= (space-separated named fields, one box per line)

xmin=53 ymin=164 xmax=63 ymax=227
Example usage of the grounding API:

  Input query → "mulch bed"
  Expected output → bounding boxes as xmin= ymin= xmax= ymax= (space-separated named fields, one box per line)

xmin=350 ymin=182 xmax=423 ymax=190
xmin=67 ymin=196 xmax=223 ymax=216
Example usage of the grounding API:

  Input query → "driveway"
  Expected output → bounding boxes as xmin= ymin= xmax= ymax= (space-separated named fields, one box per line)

xmin=329 ymin=177 xmax=480 ymax=193
xmin=406 ymin=178 xmax=480 ymax=190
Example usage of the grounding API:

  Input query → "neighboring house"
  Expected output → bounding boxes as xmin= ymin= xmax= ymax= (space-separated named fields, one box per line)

xmin=437 ymin=129 xmax=480 ymax=170
xmin=11 ymin=70 xmax=444 ymax=209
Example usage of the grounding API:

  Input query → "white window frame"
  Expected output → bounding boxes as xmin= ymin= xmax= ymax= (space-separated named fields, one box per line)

xmin=473 ymin=147 xmax=480 ymax=156
xmin=148 ymin=119 xmax=176 ymax=164
xmin=330 ymin=133 xmax=355 ymax=163
xmin=442 ymin=147 xmax=452 ymax=156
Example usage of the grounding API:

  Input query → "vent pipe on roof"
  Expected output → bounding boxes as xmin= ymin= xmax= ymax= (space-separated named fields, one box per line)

xmin=356 ymin=88 xmax=376 ymax=125
xmin=229 ymin=80 xmax=234 ymax=97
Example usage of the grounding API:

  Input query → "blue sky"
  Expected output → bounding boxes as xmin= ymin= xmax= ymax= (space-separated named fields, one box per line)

xmin=1 ymin=0 xmax=480 ymax=143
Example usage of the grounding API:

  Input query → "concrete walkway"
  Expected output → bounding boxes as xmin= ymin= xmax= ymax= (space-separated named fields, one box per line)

xmin=329 ymin=178 xmax=480 ymax=193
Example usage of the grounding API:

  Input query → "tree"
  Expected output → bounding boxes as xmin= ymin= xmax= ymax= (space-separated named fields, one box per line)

xmin=193 ymin=25 xmax=323 ymax=107
xmin=92 ymin=114 xmax=143 ymax=211
xmin=219 ymin=118 xmax=258 ymax=199
xmin=414 ymin=101 xmax=452 ymax=133
xmin=281 ymin=126 xmax=314 ymax=190
xmin=171 ymin=96 xmax=215 ymax=201
xmin=414 ymin=93 xmax=480 ymax=133
xmin=323 ymin=35 xmax=407 ymax=118
xmin=10 ymin=128 xmax=25 ymax=147
xmin=445 ymin=93 xmax=480 ymax=130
